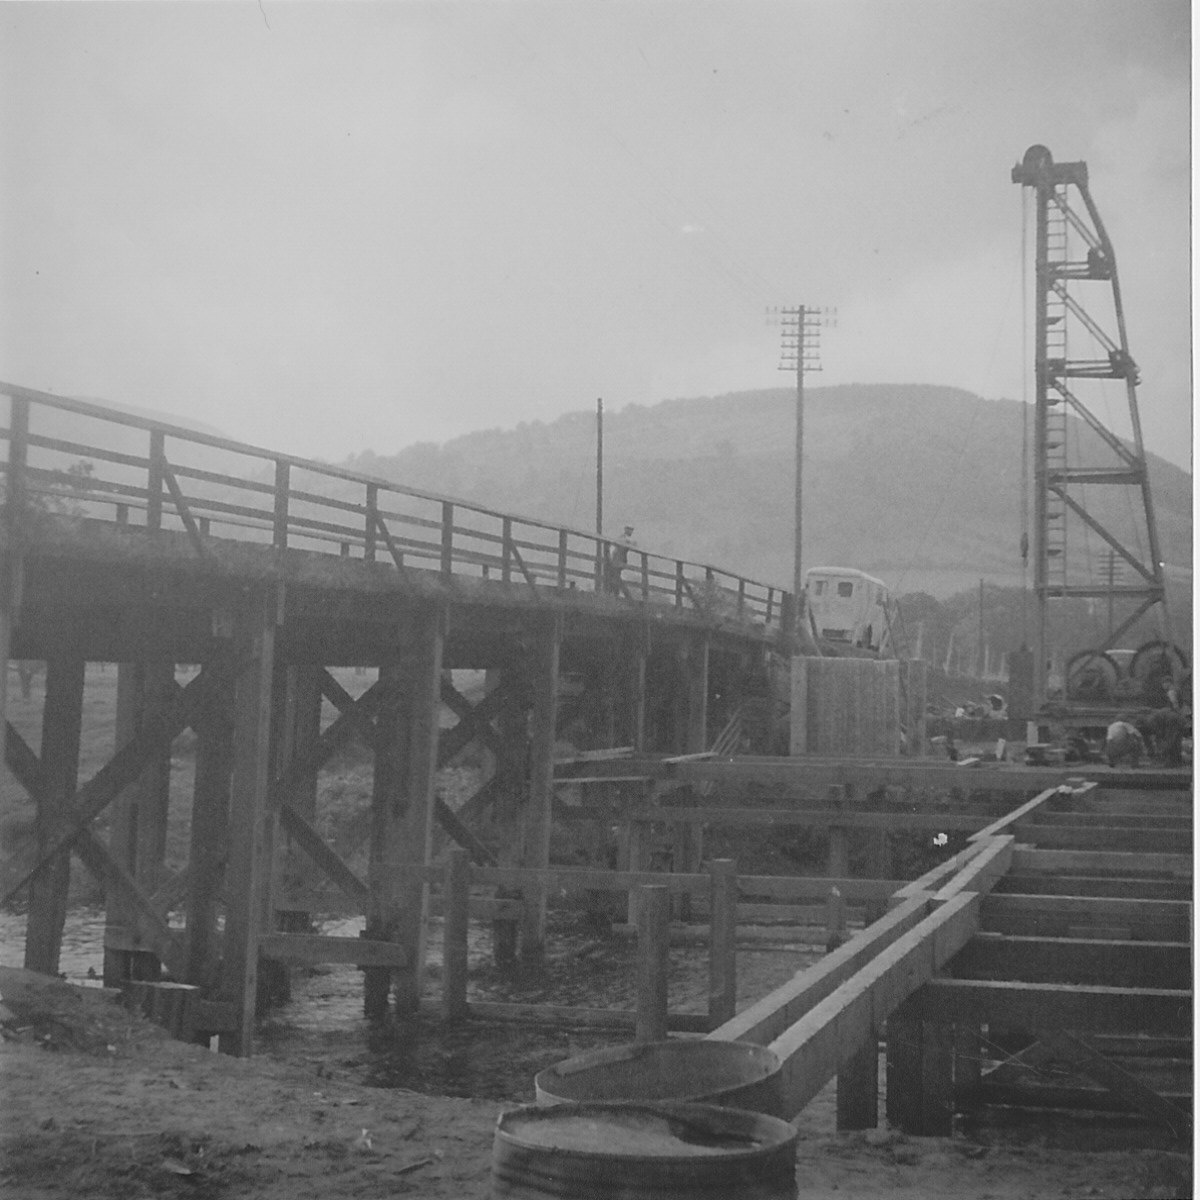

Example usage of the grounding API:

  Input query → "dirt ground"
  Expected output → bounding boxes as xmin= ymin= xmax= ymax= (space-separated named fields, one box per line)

xmin=0 ymin=966 xmax=1190 ymax=1200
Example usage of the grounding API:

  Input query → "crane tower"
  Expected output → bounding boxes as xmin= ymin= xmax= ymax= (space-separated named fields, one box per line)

xmin=1011 ymin=144 xmax=1177 ymax=710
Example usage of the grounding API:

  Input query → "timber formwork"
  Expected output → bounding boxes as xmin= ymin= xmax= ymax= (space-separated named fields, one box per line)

xmin=707 ymin=778 xmax=1193 ymax=1143
xmin=0 ymin=384 xmax=782 ymax=1054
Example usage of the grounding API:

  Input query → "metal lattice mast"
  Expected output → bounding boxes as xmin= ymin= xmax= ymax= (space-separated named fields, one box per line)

xmin=1011 ymin=145 xmax=1170 ymax=706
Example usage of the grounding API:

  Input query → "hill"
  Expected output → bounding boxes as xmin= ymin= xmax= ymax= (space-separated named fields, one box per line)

xmin=346 ymin=384 xmax=1192 ymax=600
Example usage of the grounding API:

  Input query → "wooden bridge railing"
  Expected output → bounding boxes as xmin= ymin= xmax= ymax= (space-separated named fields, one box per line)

xmin=0 ymin=382 xmax=789 ymax=633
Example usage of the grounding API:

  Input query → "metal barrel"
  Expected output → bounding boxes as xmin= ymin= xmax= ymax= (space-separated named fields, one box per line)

xmin=492 ymin=1101 xmax=798 ymax=1199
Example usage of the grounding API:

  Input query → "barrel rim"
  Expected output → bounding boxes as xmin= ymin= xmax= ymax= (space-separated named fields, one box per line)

xmin=495 ymin=1099 xmax=799 ymax=1165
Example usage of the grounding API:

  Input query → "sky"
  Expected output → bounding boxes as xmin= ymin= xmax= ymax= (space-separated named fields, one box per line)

xmin=0 ymin=1 xmax=1192 ymax=469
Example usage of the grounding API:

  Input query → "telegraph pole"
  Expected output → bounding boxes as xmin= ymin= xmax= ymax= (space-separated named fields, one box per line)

xmin=595 ymin=398 xmax=604 ymax=536
xmin=777 ymin=306 xmax=830 ymax=638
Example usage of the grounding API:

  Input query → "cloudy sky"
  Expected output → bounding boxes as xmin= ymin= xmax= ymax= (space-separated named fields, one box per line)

xmin=1 ymin=1 xmax=1191 ymax=468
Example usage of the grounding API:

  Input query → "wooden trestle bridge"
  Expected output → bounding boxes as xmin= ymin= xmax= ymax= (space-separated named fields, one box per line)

xmin=0 ymin=382 xmax=1191 ymax=1139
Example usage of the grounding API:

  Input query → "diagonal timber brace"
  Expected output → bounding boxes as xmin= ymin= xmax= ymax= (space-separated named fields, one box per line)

xmin=3 ymin=723 xmax=186 ymax=976
xmin=1 ymin=664 xmax=232 ymax=906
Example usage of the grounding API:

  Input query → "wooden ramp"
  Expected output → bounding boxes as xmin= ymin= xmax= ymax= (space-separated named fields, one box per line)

xmin=708 ymin=779 xmax=1193 ymax=1142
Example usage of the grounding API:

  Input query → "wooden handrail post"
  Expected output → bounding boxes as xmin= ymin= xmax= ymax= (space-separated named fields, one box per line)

xmin=273 ymin=461 xmax=290 ymax=551
xmin=635 ymin=883 xmax=669 ymax=1043
xmin=364 ymin=484 xmax=378 ymax=563
xmin=147 ymin=430 xmax=165 ymax=531
xmin=708 ymin=858 xmax=737 ymax=1027
xmin=442 ymin=847 xmax=469 ymax=1023
xmin=441 ymin=502 xmax=454 ymax=577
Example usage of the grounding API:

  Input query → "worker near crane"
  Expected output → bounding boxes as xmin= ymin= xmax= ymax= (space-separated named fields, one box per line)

xmin=1104 ymin=716 xmax=1146 ymax=768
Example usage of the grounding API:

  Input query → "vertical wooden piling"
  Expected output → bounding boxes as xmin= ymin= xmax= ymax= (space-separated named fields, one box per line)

xmin=24 ymin=652 xmax=85 ymax=976
xmin=185 ymin=663 xmax=232 ymax=995
xmin=674 ymin=635 xmax=708 ymax=919
xmin=390 ymin=605 xmax=445 ymax=1013
xmin=885 ymin=1003 xmax=923 ymax=1132
xmin=216 ymin=587 xmax=280 ymax=1055
xmin=827 ymin=818 xmax=850 ymax=947
xmin=864 ymin=828 xmax=892 ymax=926
xmin=789 ymin=655 xmax=809 ymax=755
xmin=827 ymin=825 xmax=848 ymax=878
xmin=491 ymin=671 xmax=525 ymax=969
xmin=707 ymin=858 xmax=737 ymax=1027
xmin=825 ymin=886 xmax=847 ymax=949
xmin=635 ymin=883 xmax=669 ymax=1043
xmin=0 ymin=394 xmax=28 ymax=778
xmin=954 ymin=1023 xmax=983 ymax=1116
xmin=837 ymin=1031 xmax=879 ymax=1130
xmin=885 ymin=998 xmax=955 ymax=1135
xmin=275 ymin=665 xmax=322 ymax=921
xmin=365 ymin=658 xmax=403 ymax=1020
xmin=519 ymin=616 xmax=560 ymax=962
xmin=617 ymin=628 xmax=647 ymax=752
xmin=442 ymin=847 xmax=469 ymax=1023
xmin=106 ymin=659 xmax=176 ymax=985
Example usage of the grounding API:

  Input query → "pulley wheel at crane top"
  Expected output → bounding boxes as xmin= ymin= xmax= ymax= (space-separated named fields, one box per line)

xmin=1065 ymin=650 xmax=1120 ymax=702
xmin=1130 ymin=641 xmax=1188 ymax=689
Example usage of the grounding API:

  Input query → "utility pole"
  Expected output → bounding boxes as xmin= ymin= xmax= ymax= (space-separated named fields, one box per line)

xmin=977 ymin=578 xmax=985 ymax=678
xmin=776 ymin=306 xmax=832 ymax=640
xmin=595 ymin=398 xmax=604 ymax=536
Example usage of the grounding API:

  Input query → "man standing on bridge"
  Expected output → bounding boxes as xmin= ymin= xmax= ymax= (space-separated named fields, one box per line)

xmin=604 ymin=525 xmax=636 ymax=595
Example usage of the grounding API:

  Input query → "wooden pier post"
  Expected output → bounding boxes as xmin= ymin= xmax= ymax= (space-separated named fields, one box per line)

xmin=367 ymin=605 xmax=444 ymax=1017
xmin=617 ymin=627 xmax=647 ymax=752
xmin=674 ymin=634 xmax=708 ymax=919
xmin=216 ymin=587 xmax=280 ymax=1055
xmin=864 ymin=828 xmax=892 ymax=926
xmin=24 ymin=652 xmax=84 ymax=976
xmin=365 ymin=657 xmax=403 ymax=1020
xmin=837 ymin=1030 xmax=879 ymax=1130
xmin=490 ymin=671 xmax=525 ymax=970
xmin=0 ymin=394 xmax=28 ymax=778
xmin=104 ymin=659 xmax=175 ymax=986
xmin=885 ymin=997 xmax=955 ymax=1135
xmin=635 ymin=883 xmax=669 ymax=1043
xmin=708 ymin=858 xmax=737 ymax=1026
xmin=519 ymin=615 xmax=560 ymax=962
xmin=274 ymin=665 xmax=322 ymax=925
xmin=442 ymin=846 xmax=469 ymax=1023
xmin=184 ymin=662 xmax=232 ymax=995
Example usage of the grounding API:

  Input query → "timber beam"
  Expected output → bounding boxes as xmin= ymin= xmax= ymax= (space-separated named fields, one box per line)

xmin=949 ymin=932 xmax=1190 ymax=990
xmin=1011 ymin=847 xmax=1192 ymax=879
xmin=995 ymin=872 xmax=1192 ymax=901
xmin=766 ymin=891 xmax=981 ymax=1118
xmin=981 ymin=893 xmax=1191 ymax=941
xmin=906 ymin=977 xmax=1192 ymax=1036
xmin=1014 ymin=822 xmax=1191 ymax=854
xmin=708 ymin=894 xmax=933 ymax=1046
